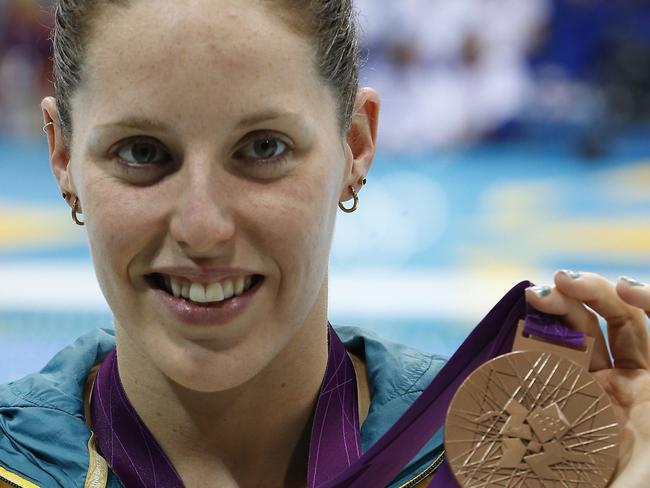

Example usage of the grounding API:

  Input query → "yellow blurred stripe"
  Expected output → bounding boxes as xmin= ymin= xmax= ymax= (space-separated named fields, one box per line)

xmin=597 ymin=161 xmax=650 ymax=202
xmin=536 ymin=220 xmax=650 ymax=258
xmin=0 ymin=206 xmax=83 ymax=249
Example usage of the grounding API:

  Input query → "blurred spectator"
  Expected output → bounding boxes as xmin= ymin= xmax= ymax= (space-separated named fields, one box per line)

xmin=0 ymin=0 xmax=52 ymax=138
xmin=0 ymin=0 xmax=648 ymax=153
xmin=356 ymin=0 xmax=550 ymax=152
xmin=530 ymin=0 xmax=650 ymax=157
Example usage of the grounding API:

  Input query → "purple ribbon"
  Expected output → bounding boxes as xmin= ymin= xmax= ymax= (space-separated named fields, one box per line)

xmin=90 ymin=350 xmax=183 ymax=487
xmin=90 ymin=324 xmax=361 ymax=488
xmin=308 ymin=325 xmax=362 ymax=486
xmin=524 ymin=306 xmax=585 ymax=349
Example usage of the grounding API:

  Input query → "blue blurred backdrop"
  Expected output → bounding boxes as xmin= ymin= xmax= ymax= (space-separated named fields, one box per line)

xmin=1 ymin=0 xmax=649 ymax=383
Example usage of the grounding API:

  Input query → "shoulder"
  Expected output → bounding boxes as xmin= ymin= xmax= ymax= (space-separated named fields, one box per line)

xmin=335 ymin=325 xmax=446 ymax=402
xmin=334 ymin=325 xmax=447 ymax=487
xmin=334 ymin=325 xmax=446 ymax=444
xmin=0 ymin=329 xmax=116 ymax=487
xmin=1 ymin=328 xmax=116 ymax=414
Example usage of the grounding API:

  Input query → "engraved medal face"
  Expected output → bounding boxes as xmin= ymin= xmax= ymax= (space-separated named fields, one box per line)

xmin=445 ymin=350 xmax=621 ymax=487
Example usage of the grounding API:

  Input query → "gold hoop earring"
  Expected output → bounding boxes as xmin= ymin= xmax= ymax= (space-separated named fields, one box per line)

xmin=62 ymin=192 xmax=85 ymax=226
xmin=338 ymin=177 xmax=366 ymax=214
xmin=338 ymin=186 xmax=359 ymax=213
xmin=72 ymin=198 xmax=85 ymax=226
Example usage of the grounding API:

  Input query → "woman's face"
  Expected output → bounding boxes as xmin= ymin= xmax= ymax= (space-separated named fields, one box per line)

xmin=55 ymin=0 xmax=365 ymax=391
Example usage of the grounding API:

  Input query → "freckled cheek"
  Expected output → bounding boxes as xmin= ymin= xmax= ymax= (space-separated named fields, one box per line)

xmin=258 ymin=179 xmax=336 ymax=284
xmin=84 ymin=185 xmax=164 ymax=283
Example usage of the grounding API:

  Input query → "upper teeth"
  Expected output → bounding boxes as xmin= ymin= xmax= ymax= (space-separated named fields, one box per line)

xmin=166 ymin=275 xmax=254 ymax=303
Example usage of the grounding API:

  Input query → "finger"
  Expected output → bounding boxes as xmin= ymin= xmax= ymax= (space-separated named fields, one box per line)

xmin=616 ymin=277 xmax=650 ymax=319
xmin=555 ymin=271 xmax=650 ymax=370
xmin=526 ymin=285 xmax=612 ymax=370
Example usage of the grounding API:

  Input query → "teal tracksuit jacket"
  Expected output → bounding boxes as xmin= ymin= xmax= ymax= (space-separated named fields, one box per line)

xmin=0 ymin=327 xmax=446 ymax=487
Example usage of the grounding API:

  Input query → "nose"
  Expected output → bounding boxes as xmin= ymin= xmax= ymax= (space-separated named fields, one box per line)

xmin=169 ymin=164 xmax=236 ymax=255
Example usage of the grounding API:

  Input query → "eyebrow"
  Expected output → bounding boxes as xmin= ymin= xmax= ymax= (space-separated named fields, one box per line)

xmin=96 ymin=117 xmax=169 ymax=132
xmin=235 ymin=110 xmax=303 ymax=129
xmin=96 ymin=111 xmax=304 ymax=132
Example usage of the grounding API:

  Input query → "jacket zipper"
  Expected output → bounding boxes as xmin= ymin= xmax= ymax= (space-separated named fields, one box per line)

xmin=397 ymin=450 xmax=446 ymax=488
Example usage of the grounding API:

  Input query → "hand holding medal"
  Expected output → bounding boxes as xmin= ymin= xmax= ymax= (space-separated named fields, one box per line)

xmin=444 ymin=271 xmax=650 ymax=488
xmin=524 ymin=271 xmax=650 ymax=488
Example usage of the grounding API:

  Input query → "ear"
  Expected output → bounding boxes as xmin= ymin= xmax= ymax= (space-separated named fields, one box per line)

xmin=41 ymin=96 xmax=74 ymax=197
xmin=340 ymin=87 xmax=380 ymax=203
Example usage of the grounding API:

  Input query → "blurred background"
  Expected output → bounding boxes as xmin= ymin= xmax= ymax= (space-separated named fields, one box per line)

xmin=1 ymin=0 xmax=649 ymax=383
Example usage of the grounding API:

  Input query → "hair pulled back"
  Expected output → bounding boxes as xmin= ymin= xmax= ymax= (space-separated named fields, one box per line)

xmin=52 ymin=0 xmax=360 ymax=144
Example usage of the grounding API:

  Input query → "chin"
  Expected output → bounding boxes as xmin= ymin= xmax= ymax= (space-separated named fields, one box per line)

xmin=154 ymin=336 xmax=276 ymax=393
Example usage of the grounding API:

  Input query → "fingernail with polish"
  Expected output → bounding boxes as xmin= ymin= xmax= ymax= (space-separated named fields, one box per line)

xmin=621 ymin=276 xmax=646 ymax=287
xmin=530 ymin=285 xmax=552 ymax=298
xmin=560 ymin=269 xmax=581 ymax=279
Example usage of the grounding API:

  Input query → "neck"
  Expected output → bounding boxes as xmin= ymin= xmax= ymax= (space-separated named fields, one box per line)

xmin=116 ymin=316 xmax=329 ymax=487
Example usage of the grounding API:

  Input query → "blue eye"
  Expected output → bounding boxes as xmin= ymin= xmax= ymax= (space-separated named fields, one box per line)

xmin=117 ymin=140 xmax=168 ymax=166
xmin=239 ymin=136 xmax=288 ymax=162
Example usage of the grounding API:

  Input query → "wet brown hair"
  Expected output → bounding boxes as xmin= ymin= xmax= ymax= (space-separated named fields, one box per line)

xmin=51 ymin=0 xmax=360 ymax=144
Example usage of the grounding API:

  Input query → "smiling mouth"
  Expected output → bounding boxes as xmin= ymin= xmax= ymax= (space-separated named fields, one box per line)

xmin=146 ymin=273 xmax=264 ymax=306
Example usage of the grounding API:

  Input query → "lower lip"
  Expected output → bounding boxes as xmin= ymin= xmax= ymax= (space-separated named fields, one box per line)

xmin=152 ymin=278 xmax=263 ymax=326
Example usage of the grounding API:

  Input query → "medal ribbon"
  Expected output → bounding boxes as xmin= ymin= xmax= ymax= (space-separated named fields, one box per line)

xmin=90 ymin=324 xmax=360 ymax=488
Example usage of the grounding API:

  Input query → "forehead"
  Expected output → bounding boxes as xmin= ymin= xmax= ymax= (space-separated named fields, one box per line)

xmin=76 ymin=0 xmax=332 ymax=132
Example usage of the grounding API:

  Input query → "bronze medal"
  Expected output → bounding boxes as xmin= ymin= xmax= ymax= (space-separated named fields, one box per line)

xmin=445 ymin=321 xmax=621 ymax=487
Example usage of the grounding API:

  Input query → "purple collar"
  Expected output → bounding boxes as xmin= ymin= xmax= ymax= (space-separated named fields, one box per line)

xmin=90 ymin=324 xmax=361 ymax=487
xmin=90 ymin=350 xmax=183 ymax=487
